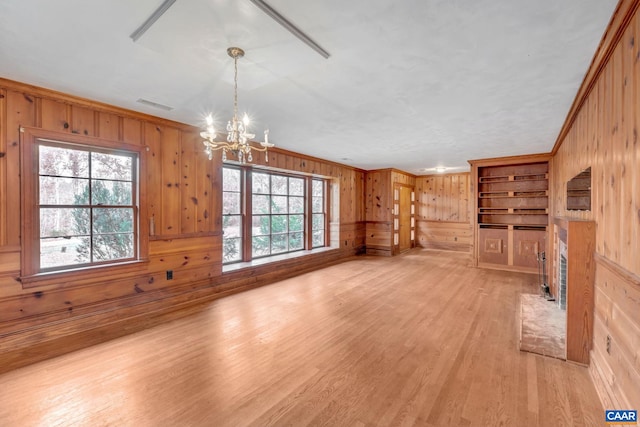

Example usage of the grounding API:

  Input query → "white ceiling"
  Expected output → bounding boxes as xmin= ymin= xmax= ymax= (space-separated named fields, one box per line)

xmin=0 ymin=0 xmax=618 ymax=174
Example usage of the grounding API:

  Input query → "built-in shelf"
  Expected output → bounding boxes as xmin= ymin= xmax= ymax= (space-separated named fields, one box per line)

xmin=470 ymin=156 xmax=550 ymax=273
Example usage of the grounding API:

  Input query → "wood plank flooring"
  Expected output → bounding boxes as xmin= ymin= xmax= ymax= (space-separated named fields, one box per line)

xmin=0 ymin=250 xmax=603 ymax=426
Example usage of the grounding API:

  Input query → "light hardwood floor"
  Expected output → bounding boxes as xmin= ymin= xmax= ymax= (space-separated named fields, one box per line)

xmin=0 ymin=250 xmax=603 ymax=426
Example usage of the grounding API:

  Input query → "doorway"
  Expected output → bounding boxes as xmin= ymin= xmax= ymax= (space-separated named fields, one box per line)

xmin=393 ymin=184 xmax=415 ymax=254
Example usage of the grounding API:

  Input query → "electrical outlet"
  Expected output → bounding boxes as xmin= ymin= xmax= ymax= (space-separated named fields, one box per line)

xmin=166 ymin=270 xmax=173 ymax=280
xmin=606 ymin=335 xmax=611 ymax=354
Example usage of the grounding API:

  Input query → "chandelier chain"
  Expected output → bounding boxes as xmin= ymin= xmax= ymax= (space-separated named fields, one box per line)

xmin=233 ymin=54 xmax=239 ymax=122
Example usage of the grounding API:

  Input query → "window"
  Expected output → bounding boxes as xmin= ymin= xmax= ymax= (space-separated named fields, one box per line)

xmin=222 ymin=168 xmax=242 ymax=263
xmin=222 ymin=166 xmax=328 ymax=264
xmin=21 ymin=128 xmax=145 ymax=280
xmin=252 ymin=172 xmax=305 ymax=257
xmin=311 ymin=179 xmax=326 ymax=248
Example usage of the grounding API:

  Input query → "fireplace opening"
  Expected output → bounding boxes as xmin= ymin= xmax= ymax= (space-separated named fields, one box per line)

xmin=558 ymin=240 xmax=567 ymax=310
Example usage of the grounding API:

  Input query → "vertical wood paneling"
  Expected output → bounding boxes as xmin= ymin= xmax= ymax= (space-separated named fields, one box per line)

xmin=552 ymin=7 xmax=640 ymax=411
xmin=366 ymin=169 xmax=391 ymax=222
xmin=416 ymin=173 xmax=470 ymax=223
xmin=0 ymin=89 xmax=5 ymax=247
xmin=70 ymin=105 xmax=96 ymax=136
xmin=180 ymin=132 xmax=197 ymax=235
xmin=145 ymin=123 xmax=162 ymax=235
xmin=621 ymin=21 xmax=636 ymax=271
xmin=193 ymin=134 xmax=216 ymax=233
xmin=415 ymin=173 xmax=471 ymax=251
xmin=6 ymin=91 xmax=36 ymax=247
xmin=160 ymin=126 xmax=182 ymax=235
xmin=40 ymin=98 xmax=69 ymax=132
xmin=98 ymin=112 xmax=120 ymax=141
xmin=123 ymin=117 xmax=142 ymax=145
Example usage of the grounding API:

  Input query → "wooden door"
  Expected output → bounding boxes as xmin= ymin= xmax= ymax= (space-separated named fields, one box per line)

xmin=399 ymin=186 xmax=412 ymax=252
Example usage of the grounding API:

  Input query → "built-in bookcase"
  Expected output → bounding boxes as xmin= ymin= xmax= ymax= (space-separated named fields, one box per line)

xmin=470 ymin=155 xmax=550 ymax=273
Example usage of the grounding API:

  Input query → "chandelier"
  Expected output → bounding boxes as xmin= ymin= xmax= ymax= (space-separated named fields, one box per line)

xmin=201 ymin=47 xmax=274 ymax=163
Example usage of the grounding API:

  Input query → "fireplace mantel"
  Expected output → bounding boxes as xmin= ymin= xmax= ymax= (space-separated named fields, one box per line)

xmin=552 ymin=217 xmax=595 ymax=365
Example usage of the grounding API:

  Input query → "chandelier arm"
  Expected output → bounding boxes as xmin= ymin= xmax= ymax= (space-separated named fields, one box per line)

xmin=250 ymin=146 xmax=270 ymax=152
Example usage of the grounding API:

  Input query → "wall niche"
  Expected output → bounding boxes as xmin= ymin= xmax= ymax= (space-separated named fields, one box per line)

xmin=566 ymin=167 xmax=591 ymax=211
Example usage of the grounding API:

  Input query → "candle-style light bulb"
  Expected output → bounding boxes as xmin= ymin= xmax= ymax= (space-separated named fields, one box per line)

xmin=242 ymin=113 xmax=250 ymax=127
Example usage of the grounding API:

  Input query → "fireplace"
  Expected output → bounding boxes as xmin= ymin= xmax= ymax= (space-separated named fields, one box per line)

xmin=552 ymin=217 xmax=595 ymax=364
xmin=558 ymin=240 xmax=567 ymax=310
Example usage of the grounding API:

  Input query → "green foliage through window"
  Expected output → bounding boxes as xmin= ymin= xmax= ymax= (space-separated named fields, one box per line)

xmin=222 ymin=167 xmax=327 ymax=264
xmin=39 ymin=143 xmax=137 ymax=270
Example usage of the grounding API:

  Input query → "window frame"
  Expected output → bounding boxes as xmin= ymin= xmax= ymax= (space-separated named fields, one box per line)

xmin=221 ymin=165 xmax=329 ymax=265
xmin=20 ymin=127 xmax=148 ymax=286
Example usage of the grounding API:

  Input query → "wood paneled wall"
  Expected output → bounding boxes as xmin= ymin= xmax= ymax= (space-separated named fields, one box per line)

xmin=364 ymin=169 xmax=415 ymax=255
xmin=550 ymin=0 xmax=640 ymax=410
xmin=415 ymin=173 xmax=471 ymax=252
xmin=0 ymin=79 xmax=365 ymax=363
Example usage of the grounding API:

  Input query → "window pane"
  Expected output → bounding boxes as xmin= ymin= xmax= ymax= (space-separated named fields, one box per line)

xmin=272 ymin=196 xmax=287 ymax=214
xmin=92 ymin=208 xmax=133 ymax=233
xmin=40 ymin=208 xmax=89 ymax=237
xmin=40 ymin=236 xmax=90 ymax=269
xmin=252 ymin=236 xmax=270 ymax=257
xmin=40 ymin=177 xmax=89 ymax=205
xmin=289 ymin=232 xmax=303 ymax=250
xmin=37 ymin=142 xmax=139 ymax=272
xmin=252 ymin=195 xmax=270 ymax=214
xmin=312 ymin=196 xmax=323 ymax=213
xmin=92 ymin=180 xmax=133 ymax=205
xmin=271 ymin=175 xmax=287 ymax=194
xmin=312 ymin=230 xmax=324 ymax=247
xmin=223 ymin=215 xmax=242 ymax=238
xmin=312 ymin=213 xmax=324 ymax=231
xmin=223 ymin=237 xmax=242 ymax=263
xmin=289 ymin=214 xmax=304 ymax=232
xmin=223 ymin=168 xmax=241 ymax=191
xmin=289 ymin=178 xmax=304 ymax=196
xmin=312 ymin=180 xmax=323 ymax=197
xmin=271 ymin=215 xmax=288 ymax=234
xmin=271 ymin=234 xmax=287 ymax=254
xmin=253 ymin=173 xmax=270 ymax=194
xmin=252 ymin=215 xmax=270 ymax=237
xmin=289 ymin=196 xmax=304 ymax=213
xmin=39 ymin=145 xmax=89 ymax=178
xmin=93 ymin=233 xmax=134 ymax=261
xmin=223 ymin=192 xmax=241 ymax=215
xmin=91 ymin=152 xmax=133 ymax=180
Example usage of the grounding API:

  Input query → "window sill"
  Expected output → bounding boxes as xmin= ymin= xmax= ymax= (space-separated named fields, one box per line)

xmin=20 ymin=259 xmax=150 ymax=289
xmin=222 ymin=247 xmax=337 ymax=274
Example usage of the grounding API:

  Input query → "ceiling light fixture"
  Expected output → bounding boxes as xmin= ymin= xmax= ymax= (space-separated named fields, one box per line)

xmin=435 ymin=167 xmax=447 ymax=173
xmin=201 ymin=47 xmax=274 ymax=163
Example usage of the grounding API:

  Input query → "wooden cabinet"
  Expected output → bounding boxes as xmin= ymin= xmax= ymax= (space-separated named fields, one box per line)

xmin=470 ymin=155 xmax=550 ymax=273
xmin=552 ymin=217 xmax=595 ymax=365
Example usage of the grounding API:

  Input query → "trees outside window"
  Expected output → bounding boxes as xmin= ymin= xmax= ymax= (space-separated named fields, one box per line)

xmin=222 ymin=166 xmax=327 ymax=264
xmin=311 ymin=179 xmax=326 ymax=248
xmin=38 ymin=142 xmax=137 ymax=271
xmin=222 ymin=168 xmax=242 ymax=263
